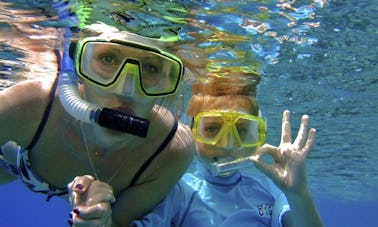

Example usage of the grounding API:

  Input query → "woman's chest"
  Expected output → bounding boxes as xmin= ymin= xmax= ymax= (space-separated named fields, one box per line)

xmin=29 ymin=128 xmax=161 ymax=192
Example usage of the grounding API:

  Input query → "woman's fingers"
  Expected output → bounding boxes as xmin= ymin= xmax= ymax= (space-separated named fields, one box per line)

xmin=69 ymin=202 xmax=112 ymax=226
xmin=72 ymin=202 xmax=112 ymax=220
xmin=86 ymin=181 xmax=116 ymax=205
xmin=68 ymin=175 xmax=96 ymax=207
xmin=68 ymin=175 xmax=96 ymax=194
xmin=68 ymin=179 xmax=115 ymax=227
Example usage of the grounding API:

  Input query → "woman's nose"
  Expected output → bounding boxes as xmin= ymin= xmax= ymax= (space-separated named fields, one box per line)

xmin=113 ymin=63 xmax=139 ymax=96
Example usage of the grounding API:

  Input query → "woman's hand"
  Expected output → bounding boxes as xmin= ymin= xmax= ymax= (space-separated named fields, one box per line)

xmin=250 ymin=110 xmax=316 ymax=195
xmin=67 ymin=175 xmax=116 ymax=226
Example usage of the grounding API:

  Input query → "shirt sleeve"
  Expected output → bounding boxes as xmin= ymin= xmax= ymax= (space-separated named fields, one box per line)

xmin=271 ymin=192 xmax=291 ymax=227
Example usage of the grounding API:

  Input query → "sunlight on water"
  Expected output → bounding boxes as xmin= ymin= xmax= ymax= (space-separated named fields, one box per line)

xmin=0 ymin=1 xmax=60 ymax=86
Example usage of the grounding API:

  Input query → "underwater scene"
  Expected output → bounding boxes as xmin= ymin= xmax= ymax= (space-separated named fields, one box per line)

xmin=0 ymin=0 xmax=377 ymax=226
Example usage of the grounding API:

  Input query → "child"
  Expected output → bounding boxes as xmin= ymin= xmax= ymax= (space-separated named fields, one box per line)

xmin=131 ymin=75 xmax=323 ymax=226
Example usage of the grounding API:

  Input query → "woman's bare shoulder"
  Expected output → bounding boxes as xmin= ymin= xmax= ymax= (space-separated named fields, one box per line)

xmin=148 ymin=106 xmax=193 ymax=166
xmin=173 ymin=122 xmax=193 ymax=153
xmin=0 ymin=78 xmax=56 ymax=144
xmin=0 ymin=78 xmax=55 ymax=109
xmin=153 ymin=105 xmax=194 ymax=154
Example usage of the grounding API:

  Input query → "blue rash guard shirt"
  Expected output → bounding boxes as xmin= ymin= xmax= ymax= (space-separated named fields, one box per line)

xmin=131 ymin=162 xmax=290 ymax=227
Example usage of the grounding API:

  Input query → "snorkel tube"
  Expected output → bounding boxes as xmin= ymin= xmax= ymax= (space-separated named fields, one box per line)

xmin=210 ymin=158 xmax=253 ymax=176
xmin=58 ymin=29 xmax=149 ymax=137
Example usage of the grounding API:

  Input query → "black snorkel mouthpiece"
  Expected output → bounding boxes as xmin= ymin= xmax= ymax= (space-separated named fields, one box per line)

xmin=98 ymin=108 xmax=150 ymax=138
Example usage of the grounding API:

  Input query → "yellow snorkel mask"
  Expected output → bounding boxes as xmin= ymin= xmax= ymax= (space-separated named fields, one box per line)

xmin=192 ymin=111 xmax=266 ymax=175
xmin=74 ymin=36 xmax=184 ymax=97
xmin=192 ymin=111 xmax=266 ymax=147
xmin=59 ymin=27 xmax=184 ymax=138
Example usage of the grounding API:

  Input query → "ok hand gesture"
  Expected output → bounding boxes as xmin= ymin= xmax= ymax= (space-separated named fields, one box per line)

xmin=250 ymin=110 xmax=316 ymax=195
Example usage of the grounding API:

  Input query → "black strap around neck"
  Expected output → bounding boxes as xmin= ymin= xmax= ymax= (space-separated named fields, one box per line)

xmin=129 ymin=118 xmax=179 ymax=187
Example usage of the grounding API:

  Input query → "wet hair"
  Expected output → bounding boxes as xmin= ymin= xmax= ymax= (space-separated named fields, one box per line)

xmin=69 ymin=22 xmax=178 ymax=53
xmin=187 ymin=75 xmax=261 ymax=117
xmin=190 ymin=74 xmax=261 ymax=97
xmin=187 ymin=95 xmax=259 ymax=117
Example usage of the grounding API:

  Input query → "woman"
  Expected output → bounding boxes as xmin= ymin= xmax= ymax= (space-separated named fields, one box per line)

xmin=0 ymin=23 xmax=193 ymax=226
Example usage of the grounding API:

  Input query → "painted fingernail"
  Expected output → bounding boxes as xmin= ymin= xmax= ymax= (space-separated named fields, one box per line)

xmin=68 ymin=218 xmax=73 ymax=226
xmin=74 ymin=183 xmax=84 ymax=190
xmin=73 ymin=208 xmax=80 ymax=215
xmin=69 ymin=213 xmax=72 ymax=219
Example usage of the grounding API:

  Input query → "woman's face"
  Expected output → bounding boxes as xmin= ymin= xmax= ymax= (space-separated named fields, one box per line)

xmin=83 ymin=43 xmax=168 ymax=91
xmin=83 ymin=81 xmax=157 ymax=119
xmin=79 ymin=40 xmax=173 ymax=125
xmin=78 ymin=39 xmax=182 ymax=98
xmin=80 ymin=41 xmax=160 ymax=112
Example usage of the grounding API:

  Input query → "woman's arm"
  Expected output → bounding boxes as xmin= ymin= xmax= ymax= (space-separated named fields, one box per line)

xmin=0 ymin=79 xmax=54 ymax=182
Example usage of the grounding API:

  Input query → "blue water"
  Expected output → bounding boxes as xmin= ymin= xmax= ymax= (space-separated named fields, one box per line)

xmin=1 ymin=0 xmax=377 ymax=226
xmin=1 ymin=179 xmax=378 ymax=227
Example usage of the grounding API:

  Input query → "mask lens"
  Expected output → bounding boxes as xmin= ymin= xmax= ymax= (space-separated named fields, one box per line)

xmin=234 ymin=117 xmax=261 ymax=146
xmin=77 ymin=39 xmax=183 ymax=96
xmin=139 ymin=52 xmax=181 ymax=95
xmin=194 ymin=115 xmax=224 ymax=144
xmin=79 ymin=42 xmax=126 ymax=86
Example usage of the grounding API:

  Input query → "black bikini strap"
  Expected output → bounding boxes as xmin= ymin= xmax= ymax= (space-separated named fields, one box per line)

xmin=25 ymin=51 xmax=60 ymax=151
xmin=129 ymin=118 xmax=179 ymax=187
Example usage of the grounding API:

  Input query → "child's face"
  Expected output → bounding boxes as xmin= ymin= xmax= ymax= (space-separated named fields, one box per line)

xmin=193 ymin=105 xmax=265 ymax=175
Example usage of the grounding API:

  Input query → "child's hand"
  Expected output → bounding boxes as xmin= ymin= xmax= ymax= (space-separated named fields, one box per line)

xmin=250 ymin=110 xmax=316 ymax=195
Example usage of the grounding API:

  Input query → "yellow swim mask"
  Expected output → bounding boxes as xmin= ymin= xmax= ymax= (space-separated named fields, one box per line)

xmin=192 ymin=111 xmax=266 ymax=148
xmin=75 ymin=37 xmax=184 ymax=97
